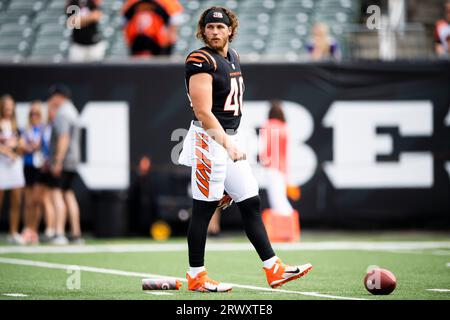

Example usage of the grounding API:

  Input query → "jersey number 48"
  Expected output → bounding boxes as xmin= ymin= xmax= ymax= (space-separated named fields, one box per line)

xmin=224 ymin=76 xmax=244 ymax=116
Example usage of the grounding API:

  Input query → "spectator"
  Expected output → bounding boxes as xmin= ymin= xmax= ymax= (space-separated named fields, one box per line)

xmin=21 ymin=101 xmax=45 ymax=245
xmin=434 ymin=0 xmax=450 ymax=56
xmin=66 ymin=0 xmax=106 ymax=62
xmin=306 ymin=23 xmax=341 ymax=61
xmin=446 ymin=32 xmax=450 ymax=56
xmin=259 ymin=101 xmax=293 ymax=216
xmin=35 ymin=103 xmax=58 ymax=243
xmin=0 ymin=95 xmax=26 ymax=245
xmin=47 ymin=84 xmax=83 ymax=245
xmin=437 ymin=27 xmax=450 ymax=57
xmin=128 ymin=155 xmax=159 ymax=235
xmin=157 ymin=0 xmax=184 ymax=55
xmin=122 ymin=0 xmax=171 ymax=57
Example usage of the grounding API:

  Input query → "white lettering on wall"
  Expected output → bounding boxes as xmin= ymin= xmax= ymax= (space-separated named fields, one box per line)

xmin=323 ymin=101 xmax=433 ymax=188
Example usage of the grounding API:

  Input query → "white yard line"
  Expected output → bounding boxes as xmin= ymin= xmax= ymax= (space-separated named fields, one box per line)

xmin=2 ymin=293 xmax=29 ymax=297
xmin=0 ymin=241 xmax=449 ymax=254
xmin=446 ymin=263 xmax=450 ymax=267
xmin=0 ymin=257 xmax=180 ymax=280
xmin=426 ymin=289 xmax=450 ymax=293
xmin=378 ymin=249 xmax=450 ymax=256
xmin=0 ymin=257 xmax=366 ymax=300
xmin=145 ymin=292 xmax=174 ymax=296
xmin=431 ymin=250 xmax=450 ymax=256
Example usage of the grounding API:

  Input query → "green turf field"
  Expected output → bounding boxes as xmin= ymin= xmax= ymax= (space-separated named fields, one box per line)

xmin=0 ymin=232 xmax=449 ymax=300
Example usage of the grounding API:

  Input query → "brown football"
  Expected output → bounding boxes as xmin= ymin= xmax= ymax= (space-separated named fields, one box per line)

xmin=364 ymin=268 xmax=396 ymax=295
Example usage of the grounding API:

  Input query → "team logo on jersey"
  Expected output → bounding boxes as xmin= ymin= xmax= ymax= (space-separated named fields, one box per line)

xmin=231 ymin=63 xmax=235 ymax=70
xmin=213 ymin=12 xmax=223 ymax=18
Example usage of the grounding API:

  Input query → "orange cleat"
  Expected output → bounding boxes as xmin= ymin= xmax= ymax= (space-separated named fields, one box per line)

xmin=186 ymin=270 xmax=233 ymax=293
xmin=264 ymin=259 xmax=312 ymax=288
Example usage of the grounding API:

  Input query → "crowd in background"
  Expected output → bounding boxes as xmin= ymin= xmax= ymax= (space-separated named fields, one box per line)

xmin=64 ymin=0 xmax=450 ymax=62
xmin=2 ymin=1 xmax=449 ymax=243
xmin=66 ymin=0 xmax=184 ymax=61
xmin=65 ymin=0 xmax=344 ymax=62
xmin=0 ymin=85 xmax=82 ymax=245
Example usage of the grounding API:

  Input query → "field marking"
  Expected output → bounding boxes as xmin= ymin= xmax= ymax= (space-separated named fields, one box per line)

xmin=145 ymin=292 xmax=174 ymax=296
xmin=426 ymin=289 xmax=450 ymax=293
xmin=0 ymin=241 xmax=449 ymax=254
xmin=0 ymin=257 xmax=180 ymax=280
xmin=380 ymin=249 xmax=450 ymax=256
xmin=0 ymin=257 xmax=366 ymax=301
xmin=446 ymin=263 xmax=450 ymax=267
xmin=431 ymin=250 xmax=450 ymax=256
xmin=2 ymin=293 xmax=29 ymax=297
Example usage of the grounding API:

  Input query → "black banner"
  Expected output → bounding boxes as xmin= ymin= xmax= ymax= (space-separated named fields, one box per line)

xmin=0 ymin=61 xmax=449 ymax=233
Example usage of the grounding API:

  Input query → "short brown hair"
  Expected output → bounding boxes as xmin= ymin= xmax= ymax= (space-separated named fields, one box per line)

xmin=196 ymin=6 xmax=239 ymax=44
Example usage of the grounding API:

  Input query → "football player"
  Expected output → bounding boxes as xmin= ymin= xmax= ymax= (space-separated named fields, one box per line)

xmin=178 ymin=6 xmax=312 ymax=292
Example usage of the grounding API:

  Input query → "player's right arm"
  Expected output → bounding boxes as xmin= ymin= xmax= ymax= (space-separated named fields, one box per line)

xmin=188 ymin=73 xmax=245 ymax=162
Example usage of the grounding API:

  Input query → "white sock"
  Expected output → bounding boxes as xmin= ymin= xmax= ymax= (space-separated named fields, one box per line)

xmin=263 ymin=256 xmax=279 ymax=269
xmin=188 ymin=266 xmax=206 ymax=278
xmin=45 ymin=229 xmax=55 ymax=237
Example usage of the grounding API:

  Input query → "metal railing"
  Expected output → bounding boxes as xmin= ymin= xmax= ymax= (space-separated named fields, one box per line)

xmin=342 ymin=22 xmax=432 ymax=60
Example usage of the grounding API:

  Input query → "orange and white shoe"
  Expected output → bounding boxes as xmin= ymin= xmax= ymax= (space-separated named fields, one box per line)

xmin=186 ymin=270 xmax=233 ymax=293
xmin=264 ymin=259 xmax=312 ymax=288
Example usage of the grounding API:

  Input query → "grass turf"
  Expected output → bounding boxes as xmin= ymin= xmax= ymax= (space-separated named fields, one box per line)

xmin=0 ymin=232 xmax=449 ymax=300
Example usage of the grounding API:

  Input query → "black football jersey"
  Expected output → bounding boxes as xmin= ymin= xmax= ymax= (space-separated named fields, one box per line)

xmin=185 ymin=46 xmax=244 ymax=132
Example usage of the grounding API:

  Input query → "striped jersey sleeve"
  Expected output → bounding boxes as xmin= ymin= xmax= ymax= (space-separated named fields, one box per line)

xmin=185 ymin=50 xmax=216 ymax=79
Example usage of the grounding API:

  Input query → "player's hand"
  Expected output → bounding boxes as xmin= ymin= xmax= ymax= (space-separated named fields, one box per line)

xmin=227 ymin=144 xmax=246 ymax=162
xmin=217 ymin=194 xmax=233 ymax=210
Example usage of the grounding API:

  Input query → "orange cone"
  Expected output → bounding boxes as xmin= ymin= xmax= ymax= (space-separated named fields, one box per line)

xmin=262 ymin=209 xmax=300 ymax=242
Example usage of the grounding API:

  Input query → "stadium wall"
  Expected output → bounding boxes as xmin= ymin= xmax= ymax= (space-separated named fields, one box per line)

xmin=0 ymin=61 xmax=449 ymax=235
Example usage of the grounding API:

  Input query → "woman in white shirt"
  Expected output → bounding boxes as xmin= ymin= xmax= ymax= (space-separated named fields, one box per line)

xmin=0 ymin=95 xmax=26 ymax=245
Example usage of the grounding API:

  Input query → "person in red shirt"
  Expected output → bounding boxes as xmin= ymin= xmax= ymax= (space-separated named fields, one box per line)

xmin=434 ymin=0 xmax=450 ymax=56
xmin=259 ymin=101 xmax=293 ymax=216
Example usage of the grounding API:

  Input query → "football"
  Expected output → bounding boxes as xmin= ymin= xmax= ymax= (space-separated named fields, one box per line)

xmin=364 ymin=268 xmax=397 ymax=295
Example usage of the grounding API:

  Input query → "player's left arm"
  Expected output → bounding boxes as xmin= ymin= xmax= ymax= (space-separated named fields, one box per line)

xmin=189 ymin=73 xmax=245 ymax=162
